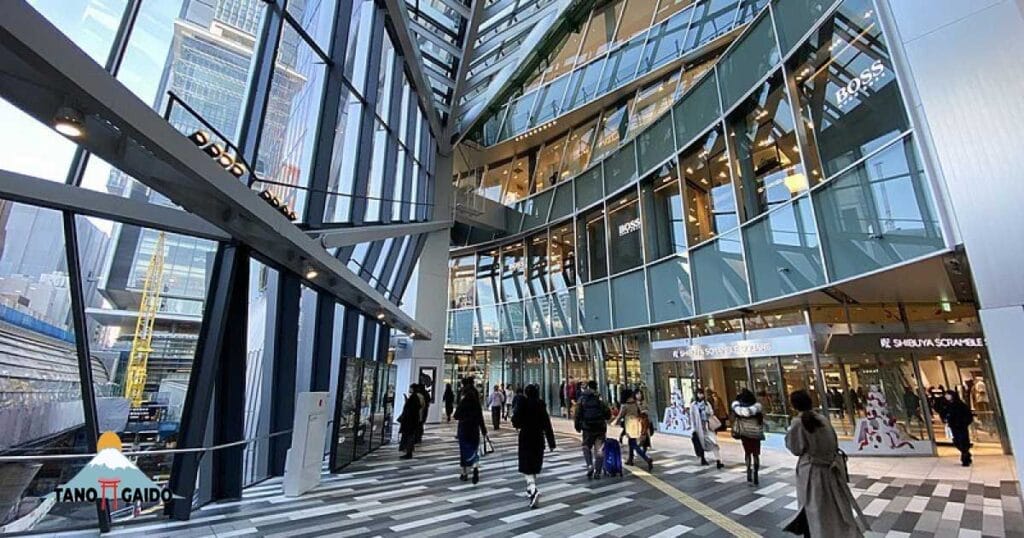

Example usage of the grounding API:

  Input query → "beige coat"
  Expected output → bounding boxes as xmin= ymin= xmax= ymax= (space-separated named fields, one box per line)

xmin=615 ymin=401 xmax=644 ymax=439
xmin=785 ymin=413 xmax=867 ymax=538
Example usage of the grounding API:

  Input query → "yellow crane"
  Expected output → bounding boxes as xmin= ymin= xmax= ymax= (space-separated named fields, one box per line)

xmin=123 ymin=231 xmax=166 ymax=407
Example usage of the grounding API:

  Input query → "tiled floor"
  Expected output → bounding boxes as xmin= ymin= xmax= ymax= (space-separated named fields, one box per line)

xmin=53 ymin=419 xmax=1024 ymax=537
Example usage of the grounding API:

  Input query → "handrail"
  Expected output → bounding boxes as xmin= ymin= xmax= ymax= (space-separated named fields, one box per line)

xmin=0 ymin=429 xmax=295 ymax=462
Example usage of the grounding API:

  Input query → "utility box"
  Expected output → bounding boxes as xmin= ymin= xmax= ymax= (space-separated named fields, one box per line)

xmin=283 ymin=391 xmax=330 ymax=497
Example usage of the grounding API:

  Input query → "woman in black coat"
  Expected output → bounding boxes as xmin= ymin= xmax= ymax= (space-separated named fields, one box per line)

xmin=397 ymin=384 xmax=422 ymax=459
xmin=443 ymin=383 xmax=455 ymax=422
xmin=454 ymin=377 xmax=487 ymax=484
xmin=511 ymin=384 xmax=556 ymax=508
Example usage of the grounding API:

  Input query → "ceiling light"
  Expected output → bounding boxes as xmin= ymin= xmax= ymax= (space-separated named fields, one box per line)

xmin=377 ymin=312 xmax=386 ymax=320
xmin=783 ymin=172 xmax=808 ymax=194
xmin=228 ymin=162 xmax=247 ymax=178
xmin=203 ymin=143 xmax=223 ymax=158
xmin=409 ymin=331 xmax=416 ymax=338
xmin=188 ymin=130 xmax=210 ymax=146
xmin=216 ymin=152 xmax=234 ymax=168
xmin=53 ymin=106 xmax=85 ymax=138
xmin=305 ymin=268 xmax=319 ymax=280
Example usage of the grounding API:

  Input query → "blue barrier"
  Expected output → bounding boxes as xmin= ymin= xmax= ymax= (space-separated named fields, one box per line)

xmin=0 ymin=303 xmax=76 ymax=343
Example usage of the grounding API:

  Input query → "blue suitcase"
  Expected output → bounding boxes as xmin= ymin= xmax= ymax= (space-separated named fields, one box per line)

xmin=602 ymin=438 xmax=624 ymax=477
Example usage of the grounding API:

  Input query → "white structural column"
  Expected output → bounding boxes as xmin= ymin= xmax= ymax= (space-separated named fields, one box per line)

xmin=881 ymin=0 xmax=1024 ymax=483
xmin=394 ymin=153 xmax=454 ymax=425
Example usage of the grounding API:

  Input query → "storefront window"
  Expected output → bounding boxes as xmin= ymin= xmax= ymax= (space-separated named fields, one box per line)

xmin=561 ymin=118 xmax=598 ymax=179
xmin=750 ymin=357 xmax=789 ymax=433
xmin=682 ymin=128 xmax=737 ymax=244
xmin=641 ymin=161 xmax=686 ymax=261
xmin=449 ymin=255 xmax=476 ymax=309
xmin=603 ymin=337 xmax=625 ymax=406
xmin=654 ymin=360 xmax=698 ymax=433
xmin=789 ymin=0 xmax=909 ymax=180
xmin=578 ymin=208 xmax=608 ymax=282
xmin=501 ymin=243 xmax=526 ymax=301
xmin=780 ymin=355 xmax=822 ymax=412
xmin=501 ymin=156 xmax=531 ymax=205
xmin=918 ymin=353 xmax=1003 ymax=449
xmin=592 ymin=98 xmax=634 ymax=161
xmin=727 ymin=72 xmax=806 ymax=220
xmin=608 ymin=189 xmax=644 ymax=274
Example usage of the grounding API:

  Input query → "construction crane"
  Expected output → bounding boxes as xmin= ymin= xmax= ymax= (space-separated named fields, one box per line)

xmin=123 ymin=231 xmax=167 ymax=407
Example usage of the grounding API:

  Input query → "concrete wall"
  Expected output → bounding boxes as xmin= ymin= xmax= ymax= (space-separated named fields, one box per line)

xmin=882 ymin=0 xmax=1024 ymax=481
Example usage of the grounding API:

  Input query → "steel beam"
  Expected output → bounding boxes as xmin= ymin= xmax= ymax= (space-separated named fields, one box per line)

xmin=0 ymin=2 xmax=430 ymax=338
xmin=312 ymin=219 xmax=450 ymax=248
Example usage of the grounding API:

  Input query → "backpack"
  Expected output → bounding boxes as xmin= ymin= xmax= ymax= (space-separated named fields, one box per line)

xmin=575 ymin=393 xmax=610 ymax=431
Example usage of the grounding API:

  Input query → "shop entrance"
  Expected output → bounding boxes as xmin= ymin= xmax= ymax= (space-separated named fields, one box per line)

xmin=917 ymin=353 xmax=1005 ymax=455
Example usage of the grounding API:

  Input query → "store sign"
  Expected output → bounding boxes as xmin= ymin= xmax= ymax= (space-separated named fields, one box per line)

xmin=652 ymin=334 xmax=812 ymax=362
xmin=835 ymin=60 xmax=886 ymax=108
xmin=824 ymin=333 xmax=986 ymax=354
xmin=617 ymin=218 xmax=641 ymax=237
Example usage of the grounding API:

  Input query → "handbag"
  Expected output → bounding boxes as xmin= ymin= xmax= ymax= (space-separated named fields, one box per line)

xmin=478 ymin=434 xmax=495 ymax=457
xmin=782 ymin=508 xmax=809 ymax=536
xmin=732 ymin=416 xmax=766 ymax=440
xmin=708 ymin=414 xmax=722 ymax=432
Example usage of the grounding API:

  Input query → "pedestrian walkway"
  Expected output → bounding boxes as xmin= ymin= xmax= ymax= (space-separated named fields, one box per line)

xmin=53 ymin=420 xmax=1024 ymax=537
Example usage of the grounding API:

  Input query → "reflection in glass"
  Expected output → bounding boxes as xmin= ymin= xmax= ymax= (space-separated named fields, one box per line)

xmin=577 ymin=1 xmax=623 ymax=65
xmin=685 ymin=0 xmax=740 ymax=50
xmin=630 ymin=72 xmax=681 ymax=137
xmin=750 ymin=357 xmax=789 ymax=432
xmin=681 ymin=128 xmax=737 ymax=244
xmin=560 ymin=118 xmax=598 ymax=179
xmin=789 ymin=0 xmax=909 ymax=180
xmin=728 ymin=73 xmax=805 ymax=220
xmin=642 ymin=162 xmax=687 ymax=260
xmin=449 ymin=256 xmax=475 ymax=309
xmin=647 ymin=256 xmax=694 ymax=321
xmin=475 ymin=250 xmax=501 ymax=306
xmin=527 ymin=234 xmax=550 ymax=297
xmin=607 ymin=189 xmax=644 ymax=275
xmin=501 ymin=156 xmax=531 ymax=205
xmin=549 ymin=223 xmax=576 ymax=290
xmin=743 ymin=196 xmax=825 ymax=301
xmin=692 ymin=229 xmax=749 ymax=313
xmin=592 ymin=98 xmax=634 ymax=161
xmin=501 ymin=243 xmax=526 ymax=301
xmin=643 ymin=4 xmax=695 ymax=71
xmin=533 ymin=135 xmax=568 ymax=192
xmin=578 ymin=208 xmax=609 ymax=282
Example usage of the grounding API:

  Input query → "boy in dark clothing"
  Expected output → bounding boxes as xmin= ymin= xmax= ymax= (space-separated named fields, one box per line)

xmin=397 ymin=384 xmax=422 ymax=459
xmin=574 ymin=380 xmax=611 ymax=479
xmin=942 ymin=390 xmax=975 ymax=466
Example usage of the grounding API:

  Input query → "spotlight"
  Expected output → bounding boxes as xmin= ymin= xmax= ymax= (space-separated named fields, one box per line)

xmin=188 ymin=130 xmax=209 ymax=146
xmin=216 ymin=152 xmax=234 ymax=168
xmin=305 ymin=268 xmax=319 ymax=279
xmin=228 ymin=162 xmax=247 ymax=178
xmin=409 ymin=332 xmax=416 ymax=338
xmin=376 ymin=312 xmax=386 ymax=320
xmin=53 ymin=106 xmax=85 ymax=138
xmin=203 ymin=143 xmax=223 ymax=158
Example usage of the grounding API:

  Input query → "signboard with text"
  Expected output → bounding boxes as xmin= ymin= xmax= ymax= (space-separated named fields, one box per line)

xmin=652 ymin=333 xmax=813 ymax=362
xmin=823 ymin=334 xmax=985 ymax=354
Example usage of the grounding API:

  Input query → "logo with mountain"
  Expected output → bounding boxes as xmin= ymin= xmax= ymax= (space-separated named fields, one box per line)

xmin=55 ymin=431 xmax=175 ymax=509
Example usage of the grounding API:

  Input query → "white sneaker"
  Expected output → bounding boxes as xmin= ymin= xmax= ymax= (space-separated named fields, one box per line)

xmin=528 ymin=488 xmax=540 ymax=508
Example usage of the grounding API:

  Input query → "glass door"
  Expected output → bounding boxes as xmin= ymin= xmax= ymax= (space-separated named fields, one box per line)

xmin=355 ymin=360 xmax=378 ymax=459
xmin=750 ymin=357 xmax=788 ymax=433
xmin=333 ymin=357 xmax=362 ymax=470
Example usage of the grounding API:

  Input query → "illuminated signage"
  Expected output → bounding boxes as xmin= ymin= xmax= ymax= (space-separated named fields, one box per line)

xmin=835 ymin=60 xmax=886 ymax=108
xmin=879 ymin=336 xmax=985 ymax=350
xmin=617 ymin=218 xmax=641 ymax=236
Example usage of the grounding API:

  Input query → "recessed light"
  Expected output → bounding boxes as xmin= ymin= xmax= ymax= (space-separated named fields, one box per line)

xmin=53 ymin=106 xmax=85 ymax=138
xmin=305 ymin=268 xmax=319 ymax=279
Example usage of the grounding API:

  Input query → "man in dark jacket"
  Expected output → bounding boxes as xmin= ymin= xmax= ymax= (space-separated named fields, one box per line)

xmin=574 ymin=380 xmax=610 ymax=479
xmin=414 ymin=384 xmax=430 ymax=444
xmin=397 ymin=384 xmax=422 ymax=459
xmin=942 ymin=390 xmax=974 ymax=466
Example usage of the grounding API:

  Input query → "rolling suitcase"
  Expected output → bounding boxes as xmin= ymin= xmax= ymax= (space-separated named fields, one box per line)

xmin=602 ymin=438 xmax=624 ymax=477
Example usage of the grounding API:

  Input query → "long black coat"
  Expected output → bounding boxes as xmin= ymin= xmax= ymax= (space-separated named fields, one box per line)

xmin=398 ymin=393 xmax=422 ymax=434
xmin=454 ymin=389 xmax=486 ymax=443
xmin=512 ymin=398 xmax=556 ymax=474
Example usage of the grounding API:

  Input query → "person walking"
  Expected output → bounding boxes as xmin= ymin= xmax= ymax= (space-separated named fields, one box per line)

xmin=413 ymin=384 xmax=429 ymax=444
xmin=443 ymin=383 xmax=455 ymax=423
xmin=511 ymin=386 xmax=526 ymax=422
xmin=732 ymin=388 xmax=765 ymax=485
xmin=690 ymin=388 xmax=723 ymax=469
xmin=707 ymin=388 xmax=729 ymax=433
xmin=512 ymin=384 xmax=556 ymax=508
xmin=454 ymin=377 xmax=487 ymax=484
xmin=397 ymin=384 xmax=422 ymax=459
xmin=612 ymin=389 xmax=653 ymax=471
xmin=574 ymin=380 xmax=611 ymax=479
xmin=942 ymin=390 xmax=974 ymax=467
xmin=785 ymin=389 xmax=866 ymax=537
xmin=487 ymin=385 xmax=504 ymax=430
xmin=559 ymin=381 xmax=567 ymax=417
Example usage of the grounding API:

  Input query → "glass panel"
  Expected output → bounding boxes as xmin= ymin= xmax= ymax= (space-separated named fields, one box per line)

xmin=479 ymin=160 xmax=509 ymax=202
xmin=655 ymin=0 xmax=697 ymax=23
xmin=750 ymin=357 xmax=789 ymax=432
xmin=501 ymin=242 xmax=526 ymax=301
xmin=551 ymin=289 xmax=578 ymax=336
xmin=772 ymin=0 xmax=833 ymax=53
xmin=549 ymin=183 xmax=575 ymax=222
xmin=533 ymin=134 xmax=568 ymax=193
xmin=449 ymin=256 xmax=475 ymax=309
xmin=681 ymin=128 xmax=737 ymax=244
xmin=637 ymin=115 xmax=676 ymax=173
xmin=684 ymin=0 xmax=740 ymax=50
xmin=577 ymin=0 xmax=623 ymax=65
xmin=592 ymin=98 xmax=634 ymax=161
xmin=565 ymin=58 xmax=608 ymax=111
xmin=549 ymin=223 xmax=577 ymax=290
xmin=603 ymin=142 xmax=638 ymax=194
xmin=334 ymin=358 xmax=361 ymax=468
xmin=607 ymin=189 xmax=644 ymax=274
xmin=716 ymin=13 xmax=781 ymax=108
xmin=346 ymin=0 xmax=375 ymax=93
xmin=727 ymin=72 xmax=806 ymax=220
xmin=475 ymin=249 xmax=501 ymax=306
xmin=692 ymin=229 xmax=749 ymax=313
xmin=526 ymin=295 xmax=551 ymax=339
xmin=501 ymin=156 xmax=531 ymax=206
xmin=600 ymin=38 xmax=645 ymax=94
xmin=288 ymin=0 xmax=336 ymax=52
xmin=527 ymin=233 xmax=550 ymax=297
xmin=0 ymin=202 xmax=92 ymax=530
xmin=476 ymin=305 xmax=500 ymax=344
xmin=448 ymin=309 xmax=474 ymax=345
xmin=813 ymin=136 xmax=944 ymax=280
xmin=642 ymin=161 xmax=687 ymax=260
xmin=672 ymin=73 xmax=721 ymax=150
xmin=324 ymin=91 xmax=362 ymax=223
xmin=647 ymin=256 xmax=695 ymax=321
xmin=256 ymin=22 xmax=328 ymax=221
xmin=630 ymin=72 xmax=680 ymax=138
xmin=574 ymin=166 xmax=604 ymax=209
xmin=578 ymin=208 xmax=608 ymax=282
xmin=543 ymin=25 xmax=586 ymax=81
xmin=533 ymin=74 xmax=571 ymax=126
xmin=501 ymin=92 xmax=539 ymax=140
xmin=616 ymin=0 xmax=658 ymax=42
xmin=612 ymin=271 xmax=649 ymax=328
xmin=521 ymin=189 xmax=553 ymax=230
xmin=643 ymin=4 xmax=696 ymax=71
xmin=581 ymin=281 xmax=612 ymax=332
xmin=735 ymin=0 xmax=770 ymax=24
xmin=561 ymin=118 xmax=598 ymax=179
xmin=781 ymin=355 xmax=823 ymax=414
xmin=743 ymin=196 xmax=825 ymax=301
xmin=789 ymin=0 xmax=909 ymax=180
xmin=500 ymin=302 xmax=526 ymax=341
xmin=354 ymin=361 xmax=377 ymax=459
